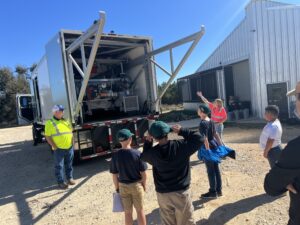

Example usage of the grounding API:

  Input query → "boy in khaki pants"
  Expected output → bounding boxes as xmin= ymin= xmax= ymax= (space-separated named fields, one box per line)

xmin=110 ymin=129 xmax=147 ymax=225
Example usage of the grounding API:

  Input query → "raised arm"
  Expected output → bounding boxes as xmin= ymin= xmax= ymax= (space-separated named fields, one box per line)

xmin=197 ymin=91 xmax=210 ymax=104
xmin=172 ymin=124 xmax=204 ymax=155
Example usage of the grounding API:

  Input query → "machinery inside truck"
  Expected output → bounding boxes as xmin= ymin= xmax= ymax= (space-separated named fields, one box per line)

xmin=64 ymin=32 xmax=152 ymax=123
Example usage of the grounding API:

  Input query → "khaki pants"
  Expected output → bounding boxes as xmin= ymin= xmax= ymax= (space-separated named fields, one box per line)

xmin=119 ymin=182 xmax=144 ymax=211
xmin=156 ymin=189 xmax=195 ymax=225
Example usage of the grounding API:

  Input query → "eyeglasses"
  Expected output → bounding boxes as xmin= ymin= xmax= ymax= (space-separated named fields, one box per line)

xmin=296 ymin=93 xmax=300 ymax=101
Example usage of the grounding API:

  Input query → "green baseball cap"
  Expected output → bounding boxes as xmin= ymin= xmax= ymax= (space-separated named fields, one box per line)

xmin=198 ymin=103 xmax=211 ymax=115
xmin=117 ymin=129 xmax=134 ymax=142
xmin=149 ymin=121 xmax=171 ymax=139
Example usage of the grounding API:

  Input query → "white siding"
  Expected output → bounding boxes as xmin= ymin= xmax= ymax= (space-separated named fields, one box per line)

xmin=248 ymin=0 xmax=300 ymax=117
xmin=198 ymin=18 xmax=251 ymax=72
xmin=196 ymin=0 xmax=300 ymax=118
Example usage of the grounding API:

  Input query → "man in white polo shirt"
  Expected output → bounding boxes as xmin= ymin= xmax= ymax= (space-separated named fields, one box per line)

xmin=259 ymin=105 xmax=283 ymax=168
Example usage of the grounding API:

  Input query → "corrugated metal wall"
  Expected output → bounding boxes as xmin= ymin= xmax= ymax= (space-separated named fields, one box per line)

xmin=248 ymin=0 xmax=300 ymax=117
xmin=198 ymin=18 xmax=251 ymax=72
xmin=196 ymin=0 xmax=300 ymax=118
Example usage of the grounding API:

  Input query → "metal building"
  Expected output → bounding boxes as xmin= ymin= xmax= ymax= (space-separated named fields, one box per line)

xmin=178 ymin=0 xmax=300 ymax=119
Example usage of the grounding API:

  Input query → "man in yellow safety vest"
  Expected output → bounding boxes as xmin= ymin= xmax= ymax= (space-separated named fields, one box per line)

xmin=45 ymin=105 xmax=76 ymax=189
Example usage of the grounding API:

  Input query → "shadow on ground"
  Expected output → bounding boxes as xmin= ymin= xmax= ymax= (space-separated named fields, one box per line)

xmin=195 ymin=193 xmax=279 ymax=225
xmin=133 ymin=208 xmax=161 ymax=225
xmin=0 ymin=140 xmax=111 ymax=225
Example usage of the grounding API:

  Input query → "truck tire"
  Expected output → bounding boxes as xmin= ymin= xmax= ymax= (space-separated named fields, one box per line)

xmin=73 ymin=151 xmax=80 ymax=165
xmin=32 ymin=126 xmax=38 ymax=146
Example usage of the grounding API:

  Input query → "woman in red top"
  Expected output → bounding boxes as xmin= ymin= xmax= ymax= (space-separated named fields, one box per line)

xmin=197 ymin=91 xmax=227 ymax=140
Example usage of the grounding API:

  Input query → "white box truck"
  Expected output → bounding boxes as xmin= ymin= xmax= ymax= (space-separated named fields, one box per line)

xmin=17 ymin=11 xmax=205 ymax=161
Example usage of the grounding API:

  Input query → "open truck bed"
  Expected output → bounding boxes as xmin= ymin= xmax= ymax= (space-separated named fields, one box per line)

xmin=22 ymin=11 xmax=205 ymax=161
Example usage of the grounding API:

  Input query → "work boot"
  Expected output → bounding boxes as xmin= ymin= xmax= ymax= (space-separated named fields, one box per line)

xmin=67 ymin=179 xmax=76 ymax=185
xmin=58 ymin=182 xmax=68 ymax=189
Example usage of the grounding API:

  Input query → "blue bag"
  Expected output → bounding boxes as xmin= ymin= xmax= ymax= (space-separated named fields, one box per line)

xmin=197 ymin=145 xmax=236 ymax=163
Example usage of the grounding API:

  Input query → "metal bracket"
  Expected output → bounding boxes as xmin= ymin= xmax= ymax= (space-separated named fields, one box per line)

xmin=66 ymin=11 xmax=106 ymax=121
xmin=147 ymin=26 xmax=206 ymax=106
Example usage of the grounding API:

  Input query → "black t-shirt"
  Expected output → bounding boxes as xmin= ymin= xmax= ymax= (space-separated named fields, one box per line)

xmin=141 ymin=129 xmax=204 ymax=193
xmin=199 ymin=119 xmax=218 ymax=149
xmin=110 ymin=149 xmax=147 ymax=184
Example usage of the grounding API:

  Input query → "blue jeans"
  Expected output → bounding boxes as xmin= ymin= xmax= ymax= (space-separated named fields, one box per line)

xmin=53 ymin=147 xmax=74 ymax=184
xmin=267 ymin=145 xmax=282 ymax=168
xmin=205 ymin=161 xmax=222 ymax=193
xmin=215 ymin=123 xmax=224 ymax=140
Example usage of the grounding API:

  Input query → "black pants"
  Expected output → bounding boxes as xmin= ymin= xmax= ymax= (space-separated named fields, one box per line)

xmin=288 ymin=192 xmax=300 ymax=225
xmin=205 ymin=161 xmax=222 ymax=193
xmin=267 ymin=145 xmax=282 ymax=168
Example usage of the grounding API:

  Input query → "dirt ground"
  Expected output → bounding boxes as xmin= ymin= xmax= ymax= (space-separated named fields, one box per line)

xmin=0 ymin=124 xmax=299 ymax=225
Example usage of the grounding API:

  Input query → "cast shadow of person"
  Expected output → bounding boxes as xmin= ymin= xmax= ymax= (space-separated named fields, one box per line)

xmin=195 ymin=193 xmax=280 ymax=225
xmin=133 ymin=208 xmax=161 ymax=225
xmin=0 ymin=140 xmax=111 ymax=225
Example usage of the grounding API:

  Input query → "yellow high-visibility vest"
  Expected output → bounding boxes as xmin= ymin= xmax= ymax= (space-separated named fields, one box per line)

xmin=45 ymin=118 xmax=73 ymax=150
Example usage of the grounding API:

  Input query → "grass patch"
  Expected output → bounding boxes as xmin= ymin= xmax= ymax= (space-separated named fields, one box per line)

xmin=159 ymin=110 xmax=198 ymax=123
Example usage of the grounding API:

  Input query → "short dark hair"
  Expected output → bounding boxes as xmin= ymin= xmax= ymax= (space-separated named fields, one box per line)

xmin=265 ymin=105 xmax=279 ymax=117
xmin=154 ymin=135 xmax=168 ymax=141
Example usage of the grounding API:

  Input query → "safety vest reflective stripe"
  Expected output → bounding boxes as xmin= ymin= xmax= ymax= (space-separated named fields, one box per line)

xmin=50 ymin=119 xmax=72 ymax=137
xmin=51 ymin=132 xmax=73 ymax=137
xmin=50 ymin=119 xmax=60 ymax=135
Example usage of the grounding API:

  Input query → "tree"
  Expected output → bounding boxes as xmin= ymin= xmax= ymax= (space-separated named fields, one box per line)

xmin=0 ymin=65 xmax=32 ymax=124
xmin=158 ymin=81 xmax=180 ymax=105
xmin=0 ymin=68 xmax=18 ymax=123
xmin=15 ymin=65 xmax=30 ymax=94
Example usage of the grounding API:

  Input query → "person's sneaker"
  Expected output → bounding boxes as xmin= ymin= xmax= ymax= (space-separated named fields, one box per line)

xmin=67 ymin=179 xmax=76 ymax=185
xmin=58 ymin=182 xmax=68 ymax=189
xmin=201 ymin=191 xmax=218 ymax=199
xmin=217 ymin=191 xmax=223 ymax=197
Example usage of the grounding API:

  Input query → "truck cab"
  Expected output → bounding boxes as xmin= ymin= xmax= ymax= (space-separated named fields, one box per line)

xmin=16 ymin=94 xmax=34 ymax=125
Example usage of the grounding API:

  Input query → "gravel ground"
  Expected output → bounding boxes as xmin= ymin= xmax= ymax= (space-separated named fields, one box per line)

xmin=0 ymin=124 xmax=299 ymax=225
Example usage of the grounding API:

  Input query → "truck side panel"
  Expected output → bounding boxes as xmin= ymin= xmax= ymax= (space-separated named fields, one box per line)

xmin=36 ymin=56 xmax=54 ymax=122
xmin=45 ymin=34 xmax=71 ymax=122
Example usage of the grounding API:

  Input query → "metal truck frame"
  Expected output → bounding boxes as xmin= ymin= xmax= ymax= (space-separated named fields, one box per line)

xmin=22 ymin=11 xmax=205 ymax=161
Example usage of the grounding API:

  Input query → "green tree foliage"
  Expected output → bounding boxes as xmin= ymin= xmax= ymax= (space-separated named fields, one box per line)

xmin=15 ymin=65 xmax=30 ymax=94
xmin=158 ymin=82 xmax=180 ymax=105
xmin=0 ymin=68 xmax=18 ymax=123
xmin=0 ymin=66 xmax=31 ymax=124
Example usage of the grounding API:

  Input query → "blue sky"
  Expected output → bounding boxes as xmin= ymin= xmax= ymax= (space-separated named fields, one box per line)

xmin=0 ymin=0 xmax=299 ymax=83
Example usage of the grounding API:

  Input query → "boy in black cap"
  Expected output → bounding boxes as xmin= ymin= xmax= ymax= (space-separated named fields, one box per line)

xmin=141 ymin=121 xmax=203 ymax=225
xmin=198 ymin=103 xmax=223 ymax=199
xmin=110 ymin=129 xmax=147 ymax=225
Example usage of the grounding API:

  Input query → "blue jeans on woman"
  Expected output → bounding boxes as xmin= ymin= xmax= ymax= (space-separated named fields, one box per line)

xmin=205 ymin=160 xmax=222 ymax=193
xmin=215 ymin=123 xmax=224 ymax=140
xmin=53 ymin=147 xmax=74 ymax=184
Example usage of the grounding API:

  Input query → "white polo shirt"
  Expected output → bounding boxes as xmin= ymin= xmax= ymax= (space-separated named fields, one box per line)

xmin=259 ymin=119 xmax=282 ymax=149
